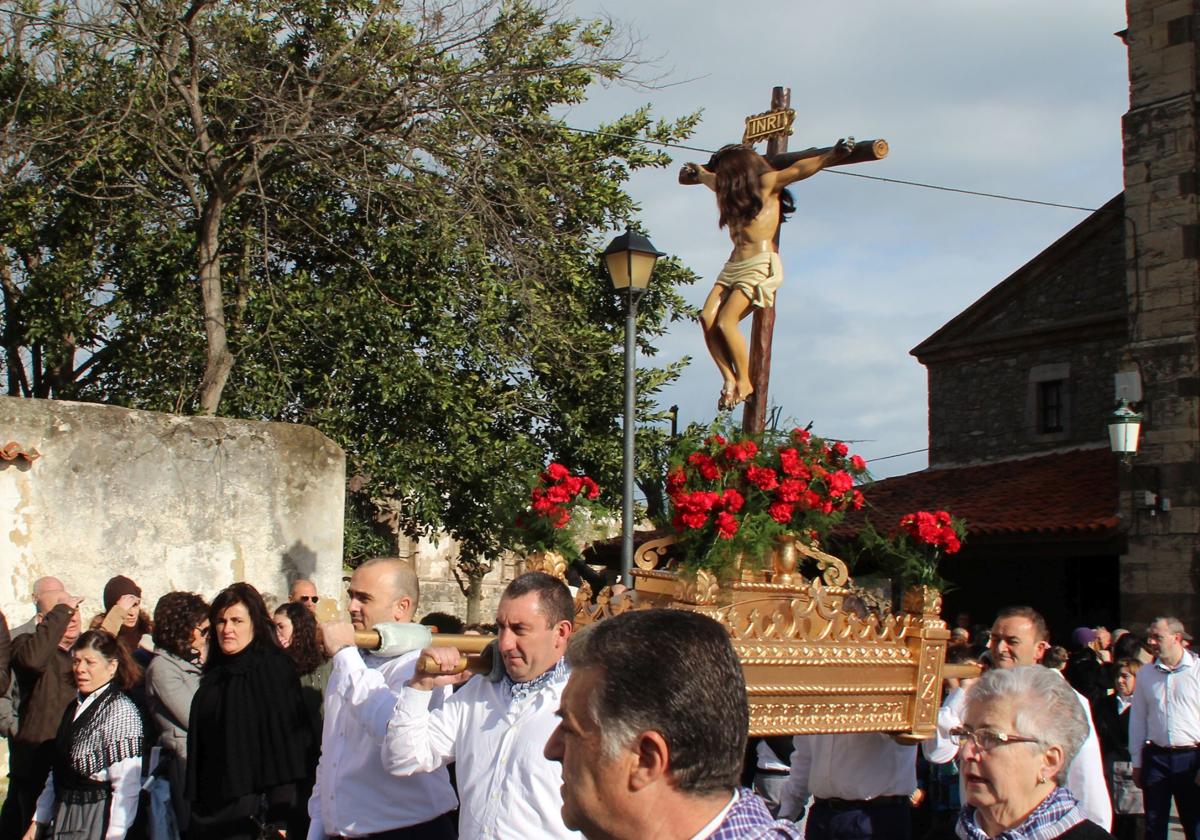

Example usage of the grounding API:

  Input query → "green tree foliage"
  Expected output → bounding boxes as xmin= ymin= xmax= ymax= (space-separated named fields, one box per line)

xmin=0 ymin=0 xmax=699 ymax=616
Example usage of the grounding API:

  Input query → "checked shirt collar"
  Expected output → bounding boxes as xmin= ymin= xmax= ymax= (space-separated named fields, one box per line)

xmin=956 ymin=785 xmax=1085 ymax=840
xmin=505 ymin=655 xmax=568 ymax=702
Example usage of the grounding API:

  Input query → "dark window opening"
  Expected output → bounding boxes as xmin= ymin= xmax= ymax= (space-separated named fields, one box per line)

xmin=1039 ymin=380 xmax=1065 ymax=433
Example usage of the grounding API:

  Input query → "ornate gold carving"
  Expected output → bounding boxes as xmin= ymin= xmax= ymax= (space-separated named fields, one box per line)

xmin=797 ymin=541 xmax=850 ymax=587
xmin=524 ymin=550 xmax=568 ymax=581
xmin=902 ymin=584 xmax=943 ymax=616
xmin=634 ymin=534 xmax=677 ymax=571
xmin=674 ymin=569 xmax=719 ymax=606
xmin=746 ymin=684 xmax=915 ymax=696
xmin=771 ymin=535 xmax=800 ymax=586
xmin=749 ymin=700 xmax=908 ymax=736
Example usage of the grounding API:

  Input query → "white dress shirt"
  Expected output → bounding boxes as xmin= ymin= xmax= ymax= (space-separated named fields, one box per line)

xmin=922 ymin=685 xmax=968 ymax=765
xmin=919 ymin=675 xmax=1112 ymax=831
xmin=1129 ymin=651 xmax=1200 ymax=769
xmin=1066 ymin=683 xmax=1113 ymax=831
xmin=778 ymin=733 xmax=916 ymax=820
xmin=382 ymin=659 xmax=579 ymax=840
xmin=33 ymin=683 xmax=142 ymax=840
xmin=307 ymin=647 xmax=457 ymax=839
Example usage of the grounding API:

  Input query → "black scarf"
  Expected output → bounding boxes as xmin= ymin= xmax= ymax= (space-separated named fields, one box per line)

xmin=185 ymin=637 xmax=312 ymax=810
xmin=53 ymin=685 xmax=144 ymax=791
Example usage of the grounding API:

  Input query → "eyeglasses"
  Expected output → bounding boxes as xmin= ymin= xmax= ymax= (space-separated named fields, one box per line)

xmin=299 ymin=596 xmax=319 ymax=604
xmin=950 ymin=726 xmax=1041 ymax=752
xmin=196 ymin=626 xmax=210 ymax=638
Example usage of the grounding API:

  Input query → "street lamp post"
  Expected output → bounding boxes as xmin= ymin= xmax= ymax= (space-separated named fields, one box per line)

xmin=603 ymin=227 xmax=664 ymax=586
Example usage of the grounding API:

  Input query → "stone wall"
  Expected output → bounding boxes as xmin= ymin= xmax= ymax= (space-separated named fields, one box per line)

xmin=1120 ymin=0 xmax=1200 ymax=630
xmin=927 ymin=336 xmax=1126 ymax=467
xmin=922 ymin=208 xmax=1127 ymax=467
xmin=0 ymin=398 xmax=346 ymax=623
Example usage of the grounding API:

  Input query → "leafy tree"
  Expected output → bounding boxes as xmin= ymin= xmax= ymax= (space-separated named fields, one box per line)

xmin=0 ymin=0 xmax=699 ymax=618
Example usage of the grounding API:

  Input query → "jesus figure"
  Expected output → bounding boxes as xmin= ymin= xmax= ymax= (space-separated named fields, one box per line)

xmin=680 ymin=138 xmax=854 ymax=410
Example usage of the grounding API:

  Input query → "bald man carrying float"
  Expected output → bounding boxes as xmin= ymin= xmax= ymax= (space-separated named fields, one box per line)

xmin=314 ymin=558 xmax=457 ymax=840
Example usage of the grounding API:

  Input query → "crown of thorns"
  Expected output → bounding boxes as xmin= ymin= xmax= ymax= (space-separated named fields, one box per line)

xmin=706 ymin=143 xmax=753 ymax=169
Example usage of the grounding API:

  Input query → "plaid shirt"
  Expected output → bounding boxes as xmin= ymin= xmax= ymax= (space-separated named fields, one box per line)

xmin=956 ymin=785 xmax=1086 ymax=840
xmin=708 ymin=788 xmax=803 ymax=840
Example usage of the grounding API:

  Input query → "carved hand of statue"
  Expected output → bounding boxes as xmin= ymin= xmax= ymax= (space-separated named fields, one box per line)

xmin=835 ymin=137 xmax=856 ymax=157
xmin=679 ymin=162 xmax=701 ymax=185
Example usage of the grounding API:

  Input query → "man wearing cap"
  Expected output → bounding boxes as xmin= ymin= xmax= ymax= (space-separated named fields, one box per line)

xmin=100 ymin=575 xmax=149 ymax=661
xmin=1130 ymin=616 xmax=1200 ymax=840
xmin=0 ymin=589 xmax=84 ymax=840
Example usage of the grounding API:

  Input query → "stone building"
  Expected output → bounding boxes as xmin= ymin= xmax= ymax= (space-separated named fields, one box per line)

xmin=854 ymin=0 xmax=1200 ymax=637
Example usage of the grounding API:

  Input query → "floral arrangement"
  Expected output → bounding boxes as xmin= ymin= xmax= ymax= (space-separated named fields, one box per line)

xmin=665 ymin=423 xmax=869 ymax=573
xmin=512 ymin=463 xmax=601 ymax=563
xmin=859 ymin=510 xmax=967 ymax=591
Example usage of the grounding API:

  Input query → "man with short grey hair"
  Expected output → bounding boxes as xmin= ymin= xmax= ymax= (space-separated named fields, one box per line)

xmin=1130 ymin=616 xmax=1200 ymax=840
xmin=545 ymin=609 xmax=799 ymax=839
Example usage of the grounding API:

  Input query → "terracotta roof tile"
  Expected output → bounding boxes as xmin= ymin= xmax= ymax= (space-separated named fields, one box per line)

xmin=840 ymin=448 xmax=1120 ymax=539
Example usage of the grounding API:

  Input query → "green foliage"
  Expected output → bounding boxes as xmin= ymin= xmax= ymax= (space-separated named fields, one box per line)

xmin=0 ymin=0 xmax=700 ymax=596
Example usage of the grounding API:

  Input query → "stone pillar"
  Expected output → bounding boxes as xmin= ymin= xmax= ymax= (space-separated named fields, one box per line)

xmin=1121 ymin=0 xmax=1200 ymax=629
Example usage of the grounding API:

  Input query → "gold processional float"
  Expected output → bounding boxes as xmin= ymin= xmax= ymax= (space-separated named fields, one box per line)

xmin=355 ymin=535 xmax=971 ymax=742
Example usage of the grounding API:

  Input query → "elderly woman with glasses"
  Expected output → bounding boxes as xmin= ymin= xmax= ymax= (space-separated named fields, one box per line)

xmin=954 ymin=665 xmax=1116 ymax=839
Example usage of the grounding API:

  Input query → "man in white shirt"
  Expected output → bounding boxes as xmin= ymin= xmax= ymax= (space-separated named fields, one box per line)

xmin=543 ymin=608 xmax=800 ymax=840
xmin=315 ymin=558 xmax=457 ymax=840
xmin=382 ymin=572 xmax=577 ymax=839
xmin=921 ymin=606 xmax=1112 ymax=831
xmin=777 ymin=733 xmax=916 ymax=839
xmin=1129 ymin=616 xmax=1200 ymax=840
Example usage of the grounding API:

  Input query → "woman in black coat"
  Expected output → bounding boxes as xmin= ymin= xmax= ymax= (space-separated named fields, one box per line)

xmin=185 ymin=583 xmax=314 ymax=840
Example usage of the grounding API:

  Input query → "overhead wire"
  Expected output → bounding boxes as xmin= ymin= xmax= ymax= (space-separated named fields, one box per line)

xmin=563 ymin=125 xmax=1102 ymax=213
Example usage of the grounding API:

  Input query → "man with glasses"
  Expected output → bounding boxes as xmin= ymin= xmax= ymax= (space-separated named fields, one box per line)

xmin=290 ymin=579 xmax=320 ymax=613
xmin=923 ymin=606 xmax=1111 ymax=830
xmin=1129 ymin=616 xmax=1200 ymax=840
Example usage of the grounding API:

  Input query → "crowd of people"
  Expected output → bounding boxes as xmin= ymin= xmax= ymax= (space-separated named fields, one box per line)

xmin=0 ymin=567 xmax=1194 ymax=840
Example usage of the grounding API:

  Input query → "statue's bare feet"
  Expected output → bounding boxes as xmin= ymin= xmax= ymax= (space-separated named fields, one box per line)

xmin=718 ymin=384 xmax=736 ymax=412
xmin=734 ymin=382 xmax=754 ymax=406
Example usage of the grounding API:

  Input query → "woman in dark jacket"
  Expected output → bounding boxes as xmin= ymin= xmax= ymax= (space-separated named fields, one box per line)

xmin=185 ymin=584 xmax=313 ymax=840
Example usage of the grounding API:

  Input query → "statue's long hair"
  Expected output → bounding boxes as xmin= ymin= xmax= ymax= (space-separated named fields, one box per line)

xmin=709 ymin=145 xmax=794 ymax=229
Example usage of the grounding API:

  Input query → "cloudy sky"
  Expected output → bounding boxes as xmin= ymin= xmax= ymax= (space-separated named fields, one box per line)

xmin=559 ymin=0 xmax=1130 ymax=478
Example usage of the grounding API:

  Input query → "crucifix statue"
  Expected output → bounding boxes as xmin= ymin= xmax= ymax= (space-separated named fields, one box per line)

xmin=679 ymin=86 xmax=888 ymax=434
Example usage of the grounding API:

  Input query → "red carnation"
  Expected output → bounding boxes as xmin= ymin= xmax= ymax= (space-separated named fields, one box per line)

xmin=720 ymin=488 xmax=745 ymax=513
xmin=850 ymin=455 xmax=867 ymax=472
xmin=777 ymin=479 xmax=805 ymax=503
xmin=768 ymin=501 xmax=794 ymax=523
xmin=828 ymin=470 xmax=854 ymax=494
xmin=715 ymin=511 xmax=739 ymax=539
xmin=832 ymin=441 xmax=849 ymax=458
xmin=746 ymin=465 xmax=779 ymax=491
xmin=545 ymin=463 xmax=570 ymax=482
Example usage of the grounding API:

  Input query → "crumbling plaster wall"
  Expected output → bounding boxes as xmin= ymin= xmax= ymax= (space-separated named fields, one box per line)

xmin=0 ymin=397 xmax=345 ymax=623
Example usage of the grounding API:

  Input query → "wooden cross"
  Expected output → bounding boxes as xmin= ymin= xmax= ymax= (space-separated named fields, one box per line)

xmin=740 ymin=86 xmax=888 ymax=434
